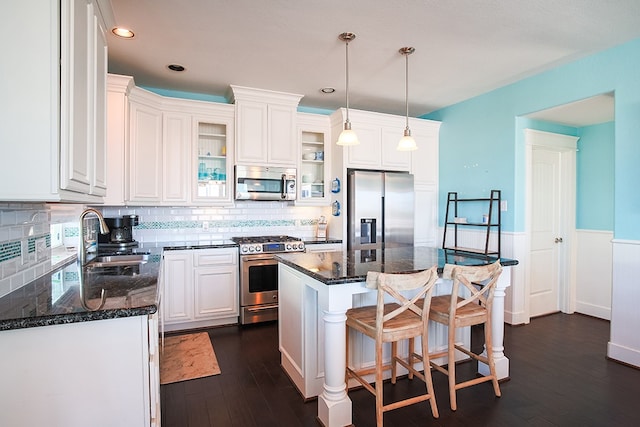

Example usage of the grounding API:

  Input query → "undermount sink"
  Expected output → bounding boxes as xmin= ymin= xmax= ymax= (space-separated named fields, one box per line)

xmin=88 ymin=254 xmax=149 ymax=268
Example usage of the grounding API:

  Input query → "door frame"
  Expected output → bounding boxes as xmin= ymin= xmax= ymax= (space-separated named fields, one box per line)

xmin=524 ymin=129 xmax=578 ymax=321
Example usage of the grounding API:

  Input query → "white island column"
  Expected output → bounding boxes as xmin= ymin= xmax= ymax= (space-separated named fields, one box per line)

xmin=316 ymin=281 xmax=369 ymax=427
xmin=317 ymin=310 xmax=351 ymax=427
xmin=478 ymin=266 xmax=511 ymax=379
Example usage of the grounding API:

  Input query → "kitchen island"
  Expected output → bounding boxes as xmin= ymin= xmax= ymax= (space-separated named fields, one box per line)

xmin=276 ymin=246 xmax=518 ymax=427
xmin=0 ymin=250 xmax=162 ymax=427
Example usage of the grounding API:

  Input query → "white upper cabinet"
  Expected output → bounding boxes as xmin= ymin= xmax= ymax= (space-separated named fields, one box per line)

xmin=128 ymin=89 xmax=163 ymax=204
xmin=192 ymin=112 xmax=235 ymax=205
xmin=0 ymin=0 xmax=109 ymax=202
xmin=231 ymin=85 xmax=303 ymax=167
xmin=330 ymin=108 xmax=412 ymax=171
xmin=162 ymin=112 xmax=191 ymax=204
xmin=297 ymin=113 xmax=331 ymax=206
xmin=104 ymin=74 xmax=134 ymax=205
xmin=125 ymin=86 xmax=235 ymax=206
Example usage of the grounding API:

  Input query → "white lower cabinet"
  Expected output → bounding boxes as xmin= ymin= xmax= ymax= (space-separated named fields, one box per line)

xmin=0 ymin=315 xmax=160 ymax=427
xmin=163 ymin=247 xmax=239 ymax=331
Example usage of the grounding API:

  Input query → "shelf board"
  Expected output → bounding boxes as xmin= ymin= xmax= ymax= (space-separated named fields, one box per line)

xmin=444 ymin=246 xmax=500 ymax=256
xmin=301 ymin=159 xmax=323 ymax=163
xmin=446 ymin=222 xmax=497 ymax=227
xmin=199 ymin=133 xmax=226 ymax=138
xmin=199 ymin=155 xmax=226 ymax=159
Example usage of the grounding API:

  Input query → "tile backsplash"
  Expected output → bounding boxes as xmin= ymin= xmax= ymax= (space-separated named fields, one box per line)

xmin=100 ymin=202 xmax=330 ymax=244
xmin=0 ymin=203 xmax=52 ymax=297
xmin=0 ymin=201 xmax=331 ymax=298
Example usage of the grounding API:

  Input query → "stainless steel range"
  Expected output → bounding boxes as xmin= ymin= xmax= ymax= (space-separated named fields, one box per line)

xmin=231 ymin=235 xmax=305 ymax=324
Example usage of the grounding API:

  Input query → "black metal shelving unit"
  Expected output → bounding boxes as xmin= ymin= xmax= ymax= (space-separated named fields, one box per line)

xmin=442 ymin=190 xmax=501 ymax=257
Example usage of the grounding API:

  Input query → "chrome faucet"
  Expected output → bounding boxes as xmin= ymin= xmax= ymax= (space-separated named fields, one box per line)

xmin=78 ymin=208 xmax=110 ymax=266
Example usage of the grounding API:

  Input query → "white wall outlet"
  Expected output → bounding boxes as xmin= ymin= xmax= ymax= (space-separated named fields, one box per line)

xmin=202 ymin=221 xmax=209 ymax=230
xmin=500 ymin=200 xmax=508 ymax=211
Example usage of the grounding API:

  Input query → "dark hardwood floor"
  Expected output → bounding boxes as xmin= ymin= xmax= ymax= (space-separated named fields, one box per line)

xmin=161 ymin=313 xmax=640 ymax=426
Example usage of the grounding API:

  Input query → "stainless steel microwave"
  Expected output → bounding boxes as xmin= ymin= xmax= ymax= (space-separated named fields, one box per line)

xmin=235 ymin=165 xmax=297 ymax=201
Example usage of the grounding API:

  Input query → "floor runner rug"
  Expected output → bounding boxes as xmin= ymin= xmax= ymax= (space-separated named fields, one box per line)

xmin=160 ymin=332 xmax=220 ymax=384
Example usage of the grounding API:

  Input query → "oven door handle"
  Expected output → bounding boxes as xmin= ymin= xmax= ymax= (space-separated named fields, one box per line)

xmin=246 ymin=303 xmax=279 ymax=312
xmin=243 ymin=257 xmax=277 ymax=263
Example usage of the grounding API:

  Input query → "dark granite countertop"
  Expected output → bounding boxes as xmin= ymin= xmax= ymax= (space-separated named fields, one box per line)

xmin=276 ymin=246 xmax=518 ymax=285
xmin=154 ymin=239 xmax=237 ymax=251
xmin=0 ymin=240 xmax=238 ymax=331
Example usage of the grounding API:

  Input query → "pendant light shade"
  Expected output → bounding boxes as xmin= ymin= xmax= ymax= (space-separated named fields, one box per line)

xmin=397 ymin=47 xmax=417 ymax=151
xmin=337 ymin=32 xmax=359 ymax=146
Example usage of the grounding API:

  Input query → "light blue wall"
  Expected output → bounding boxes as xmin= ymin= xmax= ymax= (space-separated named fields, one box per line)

xmin=576 ymin=121 xmax=615 ymax=230
xmin=425 ymin=37 xmax=640 ymax=239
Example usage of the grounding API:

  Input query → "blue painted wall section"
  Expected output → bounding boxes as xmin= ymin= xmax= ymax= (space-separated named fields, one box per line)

xmin=425 ymin=37 xmax=640 ymax=239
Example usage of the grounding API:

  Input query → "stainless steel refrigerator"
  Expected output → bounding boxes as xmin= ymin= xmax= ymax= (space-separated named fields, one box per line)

xmin=347 ymin=169 xmax=414 ymax=250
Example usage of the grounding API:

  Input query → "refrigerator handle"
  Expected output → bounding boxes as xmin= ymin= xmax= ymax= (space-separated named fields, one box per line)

xmin=381 ymin=195 xmax=385 ymax=244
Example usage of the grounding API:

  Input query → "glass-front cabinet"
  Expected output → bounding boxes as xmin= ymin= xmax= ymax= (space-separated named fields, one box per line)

xmin=297 ymin=113 xmax=330 ymax=206
xmin=192 ymin=114 xmax=234 ymax=204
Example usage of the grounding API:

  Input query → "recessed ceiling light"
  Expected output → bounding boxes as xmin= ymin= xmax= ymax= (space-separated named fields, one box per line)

xmin=167 ymin=64 xmax=186 ymax=72
xmin=112 ymin=27 xmax=135 ymax=38
xmin=320 ymin=87 xmax=335 ymax=94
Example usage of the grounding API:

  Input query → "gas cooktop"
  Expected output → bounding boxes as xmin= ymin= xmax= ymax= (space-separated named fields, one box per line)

xmin=231 ymin=235 xmax=304 ymax=254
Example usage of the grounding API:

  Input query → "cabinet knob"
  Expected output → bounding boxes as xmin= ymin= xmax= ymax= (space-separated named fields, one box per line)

xmin=554 ymin=237 xmax=563 ymax=243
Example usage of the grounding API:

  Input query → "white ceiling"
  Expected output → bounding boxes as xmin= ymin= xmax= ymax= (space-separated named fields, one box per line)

xmin=106 ymin=0 xmax=639 ymax=122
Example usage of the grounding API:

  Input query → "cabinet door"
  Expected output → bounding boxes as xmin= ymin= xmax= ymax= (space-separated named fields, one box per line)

xmin=194 ymin=265 xmax=239 ymax=319
xmin=236 ymin=100 xmax=268 ymax=164
xmin=90 ymin=1 xmax=108 ymax=196
xmin=414 ymin=183 xmax=438 ymax=247
xmin=147 ymin=312 xmax=161 ymax=426
xmin=129 ymin=101 xmax=163 ymax=203
xmin=268 ymin=104 xmax=297 ymax=166
xmin=346 ymin=123 xmax=381 ymax=168
xmin=162 ymin=252 xmax=193 ymax=324
xmin=162 ymin=112 xmax=190 ymax=203
xmin=297 ymin=113 xmax=331 ymax=206
xmin=60 ymin=0 xmax=91 ymax=194
xmin=381 ymin=126 xmax=411 ymax=171
xmin=192 ymin=117 xmax=234 ymax=204
xmin=104 ymin=75 xmax=132 ymax=205
xmin=410 ymin=124 xmax=439 ymax=185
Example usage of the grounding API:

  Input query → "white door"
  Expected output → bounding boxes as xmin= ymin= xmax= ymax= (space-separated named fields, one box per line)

xmin=530 ymin=148 xmax=561 ymax=316
xmin=525 ymin=129 xmax=577 ymax=319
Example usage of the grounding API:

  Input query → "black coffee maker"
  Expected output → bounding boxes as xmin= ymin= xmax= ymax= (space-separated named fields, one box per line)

xmin=98 ymin=215 xmax=139 ymax=251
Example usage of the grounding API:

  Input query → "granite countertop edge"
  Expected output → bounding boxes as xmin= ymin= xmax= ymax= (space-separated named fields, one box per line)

xmin=276 ymin=247 xmax=518 ymax=286
xmin=0 ymin=305 xmax=158 ymax=331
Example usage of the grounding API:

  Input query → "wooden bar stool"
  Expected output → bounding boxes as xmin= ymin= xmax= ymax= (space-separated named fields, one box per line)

xmin=426 ymin=260 xmax=503 ymax=411
xmin=345 ymin=267 xmax=439 ymax=426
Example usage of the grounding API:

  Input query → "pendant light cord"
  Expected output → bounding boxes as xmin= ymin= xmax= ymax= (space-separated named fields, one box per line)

xmin=405 ymin=51 xmax=409 ymax=131
xmin=345 ymin=38 xmax=350 ymax=124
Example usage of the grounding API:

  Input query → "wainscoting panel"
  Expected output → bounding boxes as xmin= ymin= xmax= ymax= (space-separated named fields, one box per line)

xmin=575 ymin=230 xmax=613 ymax=320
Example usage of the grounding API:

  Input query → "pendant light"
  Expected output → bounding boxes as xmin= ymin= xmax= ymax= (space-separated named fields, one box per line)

xmin=397 ymin=46 xmax=418 ymax=151
xmin=337 ymin=32 xmax=359 ymax=146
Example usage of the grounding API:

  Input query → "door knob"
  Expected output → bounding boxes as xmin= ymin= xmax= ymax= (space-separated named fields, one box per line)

xmin=555 ymin=237 xmax=563 ymax=243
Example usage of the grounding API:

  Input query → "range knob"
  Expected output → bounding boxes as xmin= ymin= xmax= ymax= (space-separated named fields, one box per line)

xmin=298 ymin=242 xmax=305 ymax=251
xmin=255 ymin=245 xmax=262 ymax=253
xmin=248 ymin=246 xmax=255 ymax=253
xmin=286 ymin=243 xmax=292 ymax=251
xmin=241 ymin=246 xmax=249 ymax=253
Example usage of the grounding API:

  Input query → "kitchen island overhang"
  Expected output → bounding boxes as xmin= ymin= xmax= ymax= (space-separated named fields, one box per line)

xmin=276 ymin=246 xmax=518 ymax=427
